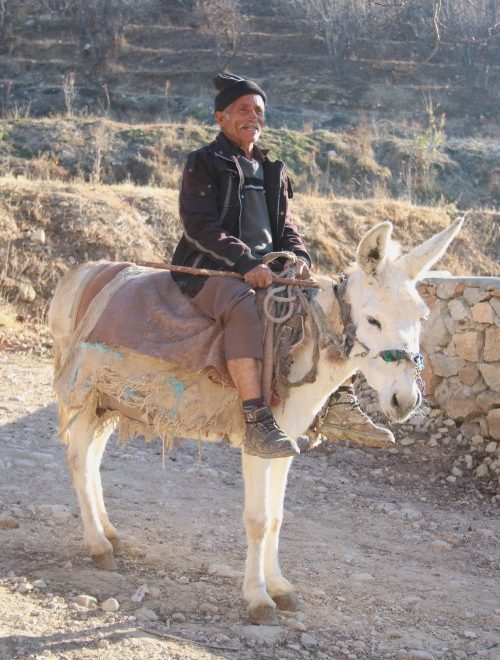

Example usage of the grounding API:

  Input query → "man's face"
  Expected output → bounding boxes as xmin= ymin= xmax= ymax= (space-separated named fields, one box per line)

xmin=215 ymin=94 xmax=265 ymax=151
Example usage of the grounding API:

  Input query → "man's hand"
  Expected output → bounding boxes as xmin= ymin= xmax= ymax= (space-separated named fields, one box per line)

xmin=244 ymin=264 xmax=273 ymax=288
xmin=295 ymin=258 xmax=312 ymax=281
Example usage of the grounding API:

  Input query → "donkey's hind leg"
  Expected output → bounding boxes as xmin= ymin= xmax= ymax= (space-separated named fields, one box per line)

xmin=90 ymin=419 xmax=124 ymax=556
xmin=66 ymin=409 xmax=116 ymax=570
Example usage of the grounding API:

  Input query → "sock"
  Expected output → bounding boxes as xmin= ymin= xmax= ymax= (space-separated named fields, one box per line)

xmin=243 ymin=396 xmax=266 ymax=409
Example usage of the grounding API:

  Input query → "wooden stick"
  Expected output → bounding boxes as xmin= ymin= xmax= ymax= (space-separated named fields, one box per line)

xmin=136 ymin=261 xmax=320 ymax=288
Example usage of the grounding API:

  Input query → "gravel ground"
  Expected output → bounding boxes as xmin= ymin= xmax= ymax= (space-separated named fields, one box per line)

xmin=0 ymin=352 xmax=499 ymax=660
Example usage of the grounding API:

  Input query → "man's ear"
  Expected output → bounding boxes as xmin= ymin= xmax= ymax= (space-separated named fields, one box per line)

xmin=215 ymin=110 xmax=224 ymax=127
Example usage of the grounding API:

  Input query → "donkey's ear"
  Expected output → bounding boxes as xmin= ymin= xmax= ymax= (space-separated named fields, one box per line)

xmin=399 ymin=216 xmax=465 ymax=280
xmin=356 ymin=222 xmax=393 ymax=276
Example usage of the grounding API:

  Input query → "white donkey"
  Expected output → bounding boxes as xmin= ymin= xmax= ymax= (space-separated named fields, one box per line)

xmin=49 ymin=219 xmax=463 ymax=625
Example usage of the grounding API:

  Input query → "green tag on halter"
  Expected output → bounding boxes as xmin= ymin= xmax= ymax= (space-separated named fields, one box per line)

xmin=379 ymin=350 xmax=407 ymax=363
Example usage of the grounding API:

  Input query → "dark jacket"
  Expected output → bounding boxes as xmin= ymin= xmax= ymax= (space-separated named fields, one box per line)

xmin=171 ymin=132 xmax=311 ymax=295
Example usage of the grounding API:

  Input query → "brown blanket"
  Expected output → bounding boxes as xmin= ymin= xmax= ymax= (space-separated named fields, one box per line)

xmin=81 ymin=263 xmax=232 ymax=384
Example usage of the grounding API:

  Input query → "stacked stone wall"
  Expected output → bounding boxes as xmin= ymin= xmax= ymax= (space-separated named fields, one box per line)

xmin=418 ymin=277 xmax=500 ymax=442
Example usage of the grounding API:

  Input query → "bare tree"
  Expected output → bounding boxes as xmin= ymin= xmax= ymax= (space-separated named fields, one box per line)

xmin=195 ymin=0 xmax=244 ymax=69
xmin=283 ymin=0 xmax=371 ymax=76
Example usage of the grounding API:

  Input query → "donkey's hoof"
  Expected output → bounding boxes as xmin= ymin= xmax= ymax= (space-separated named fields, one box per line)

xmin=273 ymin=592 xmax=301 ymax=612
xmin=248 ymin=603 xmax=278 ymax=626
xmin=109 ymin=537 xmax=125 ymax=556
xmin=91 ymin=551 xmax=116 ymax=571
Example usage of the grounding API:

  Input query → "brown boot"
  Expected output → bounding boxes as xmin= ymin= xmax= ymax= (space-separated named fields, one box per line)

xmin=316 ymin=388 xmax=395 ymax=448
xmin=243 ymin=405 xmax=300 ymax=458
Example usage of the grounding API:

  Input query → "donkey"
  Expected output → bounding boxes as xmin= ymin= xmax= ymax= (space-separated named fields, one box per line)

xmin=49 ymin=218 xmax=463 ymax=625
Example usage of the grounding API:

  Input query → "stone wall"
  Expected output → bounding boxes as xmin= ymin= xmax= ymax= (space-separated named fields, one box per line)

xmin=418 ymin=276 xmax=500 ymax=442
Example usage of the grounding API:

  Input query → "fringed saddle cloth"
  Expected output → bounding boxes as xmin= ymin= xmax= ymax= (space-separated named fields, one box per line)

xmin=54 ymin=262 xmax=312 ymax=449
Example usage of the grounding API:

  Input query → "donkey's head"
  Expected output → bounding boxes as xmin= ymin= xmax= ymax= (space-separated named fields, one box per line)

xmin=346 ymin=217 xmax=463 ymax=422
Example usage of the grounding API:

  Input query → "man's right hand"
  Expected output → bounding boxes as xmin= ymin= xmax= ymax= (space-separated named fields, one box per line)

xmin=244 ymin=264 xmax=273 ymax=288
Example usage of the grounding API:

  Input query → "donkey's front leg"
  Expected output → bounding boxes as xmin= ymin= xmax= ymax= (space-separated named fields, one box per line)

xmin=265 ymin=456 xmax=301 ymax=612
xmin=241 ymin=452 xmax=278 ymax=625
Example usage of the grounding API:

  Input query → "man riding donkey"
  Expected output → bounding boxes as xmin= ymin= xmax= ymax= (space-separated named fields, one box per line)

xmin=171 ymin=73 xmax=394 ymax=458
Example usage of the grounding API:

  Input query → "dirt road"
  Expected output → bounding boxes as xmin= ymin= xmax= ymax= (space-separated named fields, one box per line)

xmin=0 ymin=353 xmax=498 ymax=660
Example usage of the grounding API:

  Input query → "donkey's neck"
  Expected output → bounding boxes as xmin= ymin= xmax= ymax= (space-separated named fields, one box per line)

xmin=274 ymin=283 xmax=356 ymax=439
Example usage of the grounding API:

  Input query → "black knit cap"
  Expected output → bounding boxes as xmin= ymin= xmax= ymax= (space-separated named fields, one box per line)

xmin=213 ymin=72 xmax=267 ymax=112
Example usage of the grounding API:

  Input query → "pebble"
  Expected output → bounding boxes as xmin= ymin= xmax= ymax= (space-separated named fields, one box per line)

xmin=207 ymin=563 xmax=242 ymax=578
xmin=430 ymin=540 xmax=451 ymax=553
xmin=38 ymin=504 xmax=72 ymax=521
xmin=452 ymin=467 xmax=463 ymax=477
xmin=74 ymin=594 xmax=97 ymax=608
xmin=101 ymin=598 xmax=119 ymax=612
xmin=176 ymin=575 xmax=190 ymax=584
xmin=285 ymin=619 xmax=307 ymax=631
xmin=237 ymin=624 xmax=284 ymax=645
xmin=33 ymin=579 xmax=47 ymax=589
xmin=171 ymin=612 xmax=186 ymax=623
xmin=463 ymin=629 xmax=477 ymax=639
xmin=301 ymin=632 xmax=319 ymax=648
xmin=400 ymin=437 xmax=415 ymax=446
xmin=136 ymin=606 xmax=158 ymax=621
xmin=475 ymin=464 xmax=489 ymax=478
xmin=199 ymin=602 xmax=219 ymax=615
xmin=485 ymin=441 xmax=497 ymax=453
xmin=19 ymin=582 xmax=33 ymax=593
xmin=407 ymin=651 xmax=434 ymax=660
xmin=97 ymin=639 xmax=109 ymax=649
xmin=405 ymin=595 xmax=423 ymax=605
xmin=0 ymin=517 xmax=19 ymax=529
xmin=131 ymin=584 xmax=150 ymax=602
xmin=351 ymin=572 xmax=374 ymax=581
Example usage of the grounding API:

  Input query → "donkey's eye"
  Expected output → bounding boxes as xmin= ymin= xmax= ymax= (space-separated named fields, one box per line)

xmin=367 ymin=317 xmax=381 ymax=330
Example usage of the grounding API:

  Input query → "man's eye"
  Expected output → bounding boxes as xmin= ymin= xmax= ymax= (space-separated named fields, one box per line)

xmin=368 ymin=317 xmax=381 ymax=330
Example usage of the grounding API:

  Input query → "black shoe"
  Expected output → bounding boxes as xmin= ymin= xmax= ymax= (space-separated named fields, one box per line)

xmin=243 ymin=406 xmax=300 ymax=458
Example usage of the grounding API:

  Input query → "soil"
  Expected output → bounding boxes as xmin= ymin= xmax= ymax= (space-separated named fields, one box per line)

xmin=0 ymin=352 xmax=499 ymax=660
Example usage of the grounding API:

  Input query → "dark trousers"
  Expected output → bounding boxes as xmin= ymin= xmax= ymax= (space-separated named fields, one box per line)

xmin=192 ymin=276 xmax=264 ymax=361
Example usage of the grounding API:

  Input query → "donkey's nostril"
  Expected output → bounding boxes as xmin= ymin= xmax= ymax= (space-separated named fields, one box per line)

xmin=392 ymin=393 xmax=399 ymax=408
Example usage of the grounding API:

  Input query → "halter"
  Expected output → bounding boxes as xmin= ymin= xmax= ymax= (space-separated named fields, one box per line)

xmin=332 ymin=277 xmax=426 ymax=395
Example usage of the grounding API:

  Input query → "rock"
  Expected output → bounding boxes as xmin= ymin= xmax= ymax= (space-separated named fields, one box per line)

xmin=429 ymin=354 xmax=462 ymax=377
xmin=437 ymin=282 xmax=459 ymax=300
xmin=483 ymin=327 xmax=500 ymax=362
xmin=430 ymin=540 xmax=451 ymax=553
xmin=101 ymin=598 xmax=120 ymax=612
xmin=405 ymin=596 xmax=423 ymax=605
xmin=464 ymin=455 xmax=473 ymax=470
xmin=171 ymin=612 xmax=186 ymax=623
xmin=136 ymin=606 xmax=158 ymax=621
xmin=400 ymin=437 xmax=416 ymax=446
xmin=407 ymin=651 xmax=434 ymax=660
xmin=472 ymin=302 xmax=495 ymax=324
xmin=176 ymin=575 xmax=190 ymax=584
xmin=30 ymin=228 xmax=46 ymax=244
xmin=446 ymin=476 xmax=456 ymax=483
xmin=485 ymin=441 xmax=497 ymax=453
xmin=452 ymin=467 xmax=463 ymax=477
xmin=74 ymin=595 xmax=97 ymax=608
xmin=199 ymin=602 xmax=219 ymax=615
xmin=449 ymin=299 xmax=470 ymax=322
xmin=477 ymin=389 xmax=500 ymax=413
xmin=236 ymin=624 xmax=284 ymax=645
xmin=97 ymin=639 xmax=109 ymax=649
xmin=463 ymin=630 xmax=477 ymax=639
xmin=301 ymin=632 xmax=319 ymax=648
xmin=33 ymin=579 xmax=47 ymax=589
xmin=458 ymin=365 xmax=480 ymax=386
xmin=478 ymin=364 xmax=500 ymax=392
xmin=487 ymin=409 xmax=500 ymax=440
xmin=19 ymin=582 xmax=33 ymax=593
xmin=131 ymin=584 xmax=150 ymax=602
xmin=18 ymin=281 xmax=36 ymax=302
xmin=207 ymin=563 xmax=242 ymax=578
xmin=351 ymin=572 xmax=374 ymax=581
xmin=434 ymin=380 xmax=480 ymax=421
xmin=475 ymin=464 xmax=489 ymax=478
xmin=285 ymin=618 xmax=307 ymax=631
xmin=38 ymin=504 xmax=72 ymax=521
xmin=0 ymin=517 xmax=19 ymax=529
xmin=454 ymin=331 xmax=483 ymax=361
xmin=421 ymin=313 xmax=450 ymax=351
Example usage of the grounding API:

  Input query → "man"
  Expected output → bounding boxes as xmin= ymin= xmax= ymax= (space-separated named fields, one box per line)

xmin=172 ymin=73 xmax=393 ymax=458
